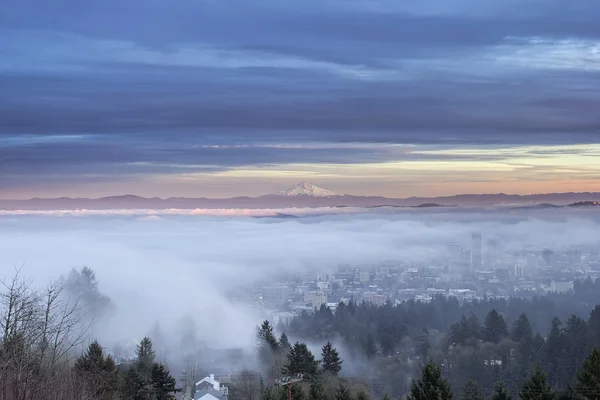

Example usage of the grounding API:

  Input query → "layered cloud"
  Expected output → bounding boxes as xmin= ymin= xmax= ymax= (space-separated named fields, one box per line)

xmin=1 ymin=0 xmax=599 ymax=197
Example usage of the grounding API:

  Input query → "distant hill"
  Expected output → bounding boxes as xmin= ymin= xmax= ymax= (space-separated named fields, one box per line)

xmin=1 ymin=182 xmax=599 ymax=210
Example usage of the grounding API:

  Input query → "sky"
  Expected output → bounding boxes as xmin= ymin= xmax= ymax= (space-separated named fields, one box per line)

xmin=1 ymin=0 xmax=600 ymax=199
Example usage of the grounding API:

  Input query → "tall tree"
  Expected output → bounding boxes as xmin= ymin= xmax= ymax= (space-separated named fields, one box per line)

xmin=308 ymin=376 xmax=327 ymax=400
xmin=258 ymin=320 xmax=280 ymax=367
xmin=363 ymin=334 xmax=377 ymax=359
xmin=74 ymin=341 xmax=118 ymax=400
xmin=406 ymin=359 xmax=453 ymax=400
xmin=512 ymin=314 xmax=535 ymax=386
xmin=575 ymin=348 xmax=600 ymax=400
xmin=335 ymin=384 xmax=352 ymax=400
xmin=282 ymin=342 xmax=320 ymax=377
xmin=321 ymin=341 xmax=343 ymax=375
xmin=483 ymin=310 xmax=509 ymax=344
xmin=490 ymin=382 xmax=512 ymax=400
xmin=460 ymin=380 xmax=484 ymax=400
xmin=136 ymin=337 xmax=156 ymax=375
xmin=519 ymin=365 xmax=555 ymax=400
xmin=356 ymin=390 xmax=370 ymax=400
xmin=151 ymin=363 xmax=180 ymax=400
xmin=280 ymin=333 xmax=292 ymax=352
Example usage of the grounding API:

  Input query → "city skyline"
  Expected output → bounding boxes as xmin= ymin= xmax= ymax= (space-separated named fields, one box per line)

xmin=2 ymin=0 xmax=600 ymax=199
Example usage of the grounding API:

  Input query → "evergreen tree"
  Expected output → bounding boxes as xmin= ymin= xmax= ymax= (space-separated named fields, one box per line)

xmin=490 ymin=381 xmax=512 ymax=400
xmin=406 ymin=359 xmax=453 ymax=400
xmin=263 ymin=387 xmax=278 ymax=400
xmin=460 ymin=380 xmax=484 ymax=400
xmin=380 ymin=395 xmax=391 ymax=400
xmin=416 ymin=328 xmax=431 ymax=360
xmin=483 ymin=310 xmax=509 ymax=344
xmin=335 ymin=384 xmax=352 ymax=400
xmin=282 ymin=342 xmax=320 ymax=377
xmin=512 ymin=315 xmax=535 ymax=386
xmin=321 ymin=341 xmax=343 ymax=375
xmin=308 ymin=376 xmax=327 ymax=400
xmin=280 ymin=333 xmax=292 ymax=352
xmin=258 ymin=320 xmax=280 ymax=367
xmin=356 ymin=390 xmax=370 ymax=400
xmin=363 ymin=334 xmax=377 ymax=359
xmin=151 ymin=363 xmax=180 ymax=400
xmin=587 ymin=305 xmax=600 ymax=349
xmin=74 ymin=341 xmax=118 ymax=400
xmin=519 ymin=365 xmax=555 ymax=400
xmin=136 ymin=337 xmax=156 ymax=375
xmin=544 ymin=317 xmax=564 ymax=387
xmin=122 ymin=366 xmax=147 ymax=400
xmin=575 ymin=348 xmax=600 ymax=400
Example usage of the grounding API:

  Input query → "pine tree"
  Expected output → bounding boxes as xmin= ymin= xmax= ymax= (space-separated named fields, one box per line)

xmin=363 ymin=334 xmax=377 ymax=359
xmin=321 ymin=341 xmax=343 ymax=375
xmin=575 ymin=348 xmax=600 ymax=400
xmin=308 ymin=376 xmax=327 ymax=400
xmin=258 ymin=320 xmax=280 ymax=367
xmin=122 ymin=366 xmax=147 ymax=400
xmin=490 ymin=382 xmax=512 ymax=400
xmin=136 ymin=337 xmax=156 ymax=375
xmin=483 ymin=309 xmax=508 ymax=344
xmin=380 ymin=394 xmax=391 ymax=400
xmin=519 ymin=365 xmax=555 ymax=400
xmin=406 ymin=359 xmax=453 ymax=400
xmin=280 ymin=333 xmax=292 ymax=352
xmin=416 ymin=328 xmax=431 ymax=360
xmin=282 ymin=342 xmax=320 ymax=377
xmin=460 ymin=380 xmax=484 ymax=400
xmin=335 ymin=384 xmax=352 ymax=400
xmin=356 ymin=390 xmax=370 ymax=400
xmin=151 ymin=363 xmax=180 ymax=400
xmin=74 ymin=341 xmax=118 ymax=400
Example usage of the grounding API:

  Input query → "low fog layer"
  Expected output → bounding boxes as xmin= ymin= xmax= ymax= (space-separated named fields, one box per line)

xmin=1 ymin=209 xmax=599 ymax=353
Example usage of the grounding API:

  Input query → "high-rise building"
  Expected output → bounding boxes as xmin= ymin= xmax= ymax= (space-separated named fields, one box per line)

xmin=471 ymin=233 xmax=483 ymax=272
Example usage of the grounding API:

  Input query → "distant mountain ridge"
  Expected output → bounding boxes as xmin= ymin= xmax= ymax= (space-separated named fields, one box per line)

xmin=1 ymin=182 xmax=599 ymax=210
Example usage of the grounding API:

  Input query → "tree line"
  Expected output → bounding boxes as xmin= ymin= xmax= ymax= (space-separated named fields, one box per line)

xmin=0 ymin=268 xmax=179 ymax=400
xmin=270 ymin=279 xmax=600 ymax=398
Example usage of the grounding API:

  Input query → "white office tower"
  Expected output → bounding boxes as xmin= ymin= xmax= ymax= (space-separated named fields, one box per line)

xmin=471 ymin=233 xmax=483 ymax=273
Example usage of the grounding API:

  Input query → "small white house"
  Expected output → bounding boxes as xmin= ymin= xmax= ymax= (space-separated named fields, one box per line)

xmin=194 ymin=374 xmax=228 ymax=400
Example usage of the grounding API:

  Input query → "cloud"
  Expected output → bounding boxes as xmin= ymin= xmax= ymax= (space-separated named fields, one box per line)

xmin=1 ymin=209 xmax=599 ymax=353
xmin=2 ymin=0 xmax=600 ymax=196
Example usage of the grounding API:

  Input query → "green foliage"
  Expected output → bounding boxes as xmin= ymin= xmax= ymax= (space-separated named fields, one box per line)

xmin=356 ymin=389 xmax=370 ymax=400
xmin=483 ymin=310 xmax=509 ymax=344
xmin=282 ymin=342 xmax=320 ymax=377
xmin=258 ymin=320 xmax=280 ymax=367
xmin=136 ymin=336 xmax=157 ymax=375
xmin=280 ymin=333 xmax=292 ymax=351
xmin=321 ymin=341 xmax=343 ymax=375
xmin=406 ymin=359 xmax=453 ymax=400
xmin=575 ymin=348 xmax=600 ymax=399
xmin=460 ymin=380 xmax=484 ymax=400
xmin=519 ymin=365 xmax=555 ymax=400
xmin=74 ymin=341 xmax=118 ymax=399
xmin=335 ymin=384 xmax=352 ymax=400
xmin=363 ymin=334 xmax=377 ymax=359
xmin=122 ymin=366 xmax=148 ymax=400
xmin=308 ymin=376 xmax=327 ymax=400
xmin=490 ymin=381 xmax=512 ymax=400
xmin=151 ymin=363 xmax=180 ymax=400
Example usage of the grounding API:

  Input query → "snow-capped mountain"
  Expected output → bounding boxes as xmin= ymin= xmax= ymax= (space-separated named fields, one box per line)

xmin=275 ymin=182 xmax=342 ymax=197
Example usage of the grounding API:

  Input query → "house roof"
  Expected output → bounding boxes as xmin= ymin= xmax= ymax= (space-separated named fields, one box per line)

xmin=194 ymin=388 xmax=225 ymax=400
xmin=196 ymin=374 xmax=220 ymax=390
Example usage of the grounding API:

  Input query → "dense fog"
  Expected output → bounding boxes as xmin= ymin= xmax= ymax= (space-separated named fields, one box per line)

xmin=1 ymin=208 xmax=599 ymax=355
